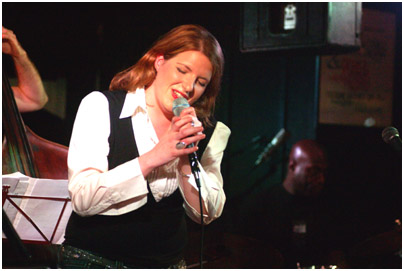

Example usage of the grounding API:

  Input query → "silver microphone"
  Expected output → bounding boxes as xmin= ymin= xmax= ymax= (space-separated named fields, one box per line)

xmin=172 ymin=97 xmax=201 ymax=186
xmin=173 ymin=97 xmax=190 ymax=117
xmin=255 ymin=128 xmax=288 ymax=166
xmin=382 ymin=126 xmax=402 ymax=152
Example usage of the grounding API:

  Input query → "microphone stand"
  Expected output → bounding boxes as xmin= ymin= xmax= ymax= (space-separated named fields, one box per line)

xmin=172 ymin=98 xmax=204 ymax=267
xmin=188 ymin=154 xmax=204 ymax=269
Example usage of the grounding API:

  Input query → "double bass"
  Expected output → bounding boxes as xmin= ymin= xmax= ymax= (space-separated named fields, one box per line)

xmin=2 ymin=70 xmax=68 ymax=179
xmin=2 ymin=67 xmax=69 ymax=268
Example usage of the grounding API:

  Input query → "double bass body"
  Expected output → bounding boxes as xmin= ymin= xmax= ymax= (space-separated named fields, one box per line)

xmin=2 ymin=70 xmax=68 ymax=180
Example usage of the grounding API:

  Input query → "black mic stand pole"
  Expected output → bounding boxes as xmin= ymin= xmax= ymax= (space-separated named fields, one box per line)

xmin=189 ymin=154 xmax=204 ymax=269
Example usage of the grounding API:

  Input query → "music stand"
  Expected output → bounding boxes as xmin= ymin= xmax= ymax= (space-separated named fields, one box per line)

xmin=2 ymin=174 xmax=72 ymax=268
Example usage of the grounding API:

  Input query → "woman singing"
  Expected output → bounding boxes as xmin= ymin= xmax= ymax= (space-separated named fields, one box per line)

xmin=60 ymin=24 xmax=231 ymax=268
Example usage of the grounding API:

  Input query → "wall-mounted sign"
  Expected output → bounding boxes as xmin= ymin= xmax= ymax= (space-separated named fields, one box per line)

xmin=319 ymin=8 xmax=395 ymax=127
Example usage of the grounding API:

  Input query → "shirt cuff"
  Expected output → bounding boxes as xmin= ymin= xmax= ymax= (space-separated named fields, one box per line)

xmin=106 ymin=158 xmax=149 ymax=203
xmin=184 ymin=165 xmax=225 ymax=224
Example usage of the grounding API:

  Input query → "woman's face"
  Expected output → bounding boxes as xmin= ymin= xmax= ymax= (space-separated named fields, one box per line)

xmin=150 ymin=50 xmax=213 ymax=116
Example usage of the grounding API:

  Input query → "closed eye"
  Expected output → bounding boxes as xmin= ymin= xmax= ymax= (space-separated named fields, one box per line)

xmin=177 ymin=67 xmax=186 ymax=74
xmin=198 ymin=80 xmax=207 ymax=87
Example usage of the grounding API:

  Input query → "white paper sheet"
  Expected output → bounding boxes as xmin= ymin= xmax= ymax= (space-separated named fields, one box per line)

xmin=2 ymin=172 xmax=72 ymax=244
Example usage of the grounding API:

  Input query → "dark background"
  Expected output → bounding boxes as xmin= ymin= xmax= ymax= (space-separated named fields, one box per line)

xmin=3 ymin=2 xmax=402 ymax=268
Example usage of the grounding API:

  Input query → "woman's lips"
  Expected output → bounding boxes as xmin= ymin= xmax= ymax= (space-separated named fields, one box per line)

xmin=172 ymin=90 xmax=187 ymax=99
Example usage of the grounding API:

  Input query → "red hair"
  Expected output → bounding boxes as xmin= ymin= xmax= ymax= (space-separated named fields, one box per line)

xmin=109 ymin=24 xmax=224 ymax=126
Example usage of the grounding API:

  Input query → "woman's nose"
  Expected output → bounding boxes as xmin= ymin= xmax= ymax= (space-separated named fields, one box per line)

xmin=182 ymin=76 xmax=195 ymax=93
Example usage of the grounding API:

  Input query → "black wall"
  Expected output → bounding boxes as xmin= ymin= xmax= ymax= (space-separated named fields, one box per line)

xmin=3 ymin=2 xmax=401 ymax=256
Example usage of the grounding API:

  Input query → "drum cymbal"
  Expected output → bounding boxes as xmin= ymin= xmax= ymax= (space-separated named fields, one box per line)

xmin=349 ymin=228 xmax=401 ymax=258
xmin=186 ymin=230 xmax=284 ymax=268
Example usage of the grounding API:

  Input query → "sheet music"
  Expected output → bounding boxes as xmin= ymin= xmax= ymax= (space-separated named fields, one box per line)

xmin=2 ymin=172 xmax=72 ymax=244
xmin=2 ymin=172 xmax=30 ymax=222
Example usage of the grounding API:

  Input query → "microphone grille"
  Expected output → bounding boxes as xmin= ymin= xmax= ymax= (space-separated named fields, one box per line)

xmin=172 ymin=97 xmax=189 ymax=116
xmin=382 ymin=126 xmax=399 ymax=143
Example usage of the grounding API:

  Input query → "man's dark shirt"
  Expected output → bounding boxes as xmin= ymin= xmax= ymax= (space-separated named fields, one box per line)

xmin=238 ymin=183 xmax=343 ymax=268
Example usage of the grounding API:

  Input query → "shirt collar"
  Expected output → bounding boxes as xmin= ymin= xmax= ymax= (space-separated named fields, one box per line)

xmin=119 ymin=88 xmax=147 ymax=119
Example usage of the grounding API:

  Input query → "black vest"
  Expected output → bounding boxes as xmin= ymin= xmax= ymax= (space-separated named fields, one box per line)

xmin=64 ymin=90 xmax=196 ymax=268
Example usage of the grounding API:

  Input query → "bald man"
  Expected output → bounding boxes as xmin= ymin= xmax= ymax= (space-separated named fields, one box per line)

xmin=283 ymin=139 xmax=328 ymax=197
xmin=236 ymin=139 xmax=349 ymax=268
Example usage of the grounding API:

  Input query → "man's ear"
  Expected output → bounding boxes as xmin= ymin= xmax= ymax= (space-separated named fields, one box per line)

xmin=288 ymin=159 xmax=295 ymax=172
xmin=154 ymin=55 xmax=165 ymax=71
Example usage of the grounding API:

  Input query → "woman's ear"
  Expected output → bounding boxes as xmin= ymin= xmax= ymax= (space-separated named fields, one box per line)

xmin=154 ymin=55 xmax=165 ymax=71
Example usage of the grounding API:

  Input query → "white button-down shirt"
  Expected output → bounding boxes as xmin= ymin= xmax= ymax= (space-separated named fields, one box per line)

xmin=67 ymin=89 xmax=230 ymax=224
